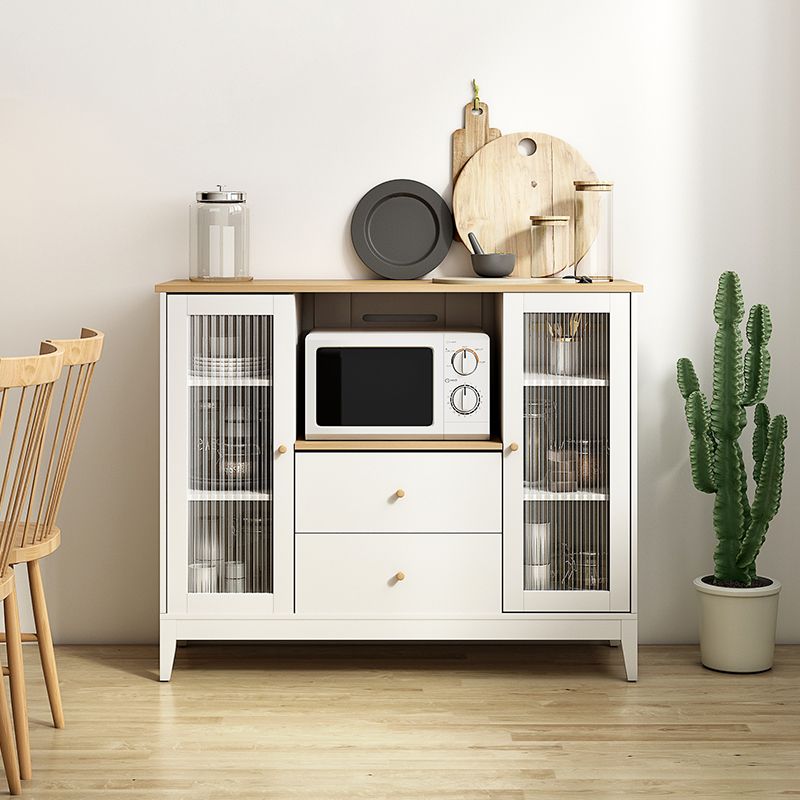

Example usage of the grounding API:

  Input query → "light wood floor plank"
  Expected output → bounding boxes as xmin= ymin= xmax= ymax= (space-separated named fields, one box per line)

xmin=7 ymin=643 xmax=799 ymax=798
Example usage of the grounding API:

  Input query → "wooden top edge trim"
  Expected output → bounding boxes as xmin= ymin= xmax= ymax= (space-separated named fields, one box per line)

xmin=46 ymin=328 xmax=104 ymax=366
xmin=155 ymin=279 xmax=643 ymax=293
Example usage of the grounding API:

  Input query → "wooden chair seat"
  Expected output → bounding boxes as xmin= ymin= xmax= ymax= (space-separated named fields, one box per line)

xmin=8 ymin=524 xmax=62 ymax=565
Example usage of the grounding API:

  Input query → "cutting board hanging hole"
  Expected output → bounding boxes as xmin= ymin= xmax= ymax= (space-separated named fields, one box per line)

xmin=518 ymin=138 xmax=537 ymax=156
xmin=470 ymin=107 xmax=484 ymax=116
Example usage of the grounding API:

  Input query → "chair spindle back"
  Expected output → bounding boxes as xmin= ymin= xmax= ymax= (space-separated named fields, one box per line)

xmin=0 ymin=343 xmax=64 ymax=573
xmin=18 ymin=329 xmax=104 ymax=547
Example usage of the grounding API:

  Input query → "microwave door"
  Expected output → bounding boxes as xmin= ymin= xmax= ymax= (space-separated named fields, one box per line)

xmin=312 ymin=346 xmax=442 ymax=439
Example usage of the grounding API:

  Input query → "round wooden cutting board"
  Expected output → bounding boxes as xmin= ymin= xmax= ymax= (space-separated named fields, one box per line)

xmin=453 ymin=132 xmax=596 ymax=278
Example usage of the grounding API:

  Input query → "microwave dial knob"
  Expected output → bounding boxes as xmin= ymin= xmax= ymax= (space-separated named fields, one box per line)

xmin=451 ymin=347 xmax=479 ymax=376
xmin=450 ymin=385 xmax=480 ymax=415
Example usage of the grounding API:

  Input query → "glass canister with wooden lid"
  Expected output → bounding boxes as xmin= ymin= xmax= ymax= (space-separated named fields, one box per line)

xmin=529 ymin=215 xmax=571 ymax=279
xmin=574 ymin=181 xmax=613 ymax=282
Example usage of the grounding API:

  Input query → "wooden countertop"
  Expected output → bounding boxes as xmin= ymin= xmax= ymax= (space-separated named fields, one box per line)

xmin=155 ymin=278 xmax=643 ymax=294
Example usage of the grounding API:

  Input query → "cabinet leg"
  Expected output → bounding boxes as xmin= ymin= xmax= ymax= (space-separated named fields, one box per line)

xmin=621 ymin=620 xmax=638 ymax=682
xmin=160 ymin=621 xmax=177 ymax=682
xmin=609 ymin=640 xmax=620 ymax=647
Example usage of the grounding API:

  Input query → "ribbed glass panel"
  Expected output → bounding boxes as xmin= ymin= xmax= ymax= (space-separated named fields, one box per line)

xmin=523 ymin=312 xmax=609 ymax=591
xmin=187 ymin=315 xmax=272 ymax=594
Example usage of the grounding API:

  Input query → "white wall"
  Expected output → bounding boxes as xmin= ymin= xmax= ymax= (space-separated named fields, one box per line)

xmin=1 ymin=0 xmax=797 ymax=644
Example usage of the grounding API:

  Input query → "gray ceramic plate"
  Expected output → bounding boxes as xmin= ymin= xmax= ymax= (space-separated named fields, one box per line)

xmin=351 ymin=179 xmax=454 ymax=279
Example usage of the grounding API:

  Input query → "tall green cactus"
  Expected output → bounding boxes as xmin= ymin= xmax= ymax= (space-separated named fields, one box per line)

xmin=677 ymin=272 xmax=788 ymax=586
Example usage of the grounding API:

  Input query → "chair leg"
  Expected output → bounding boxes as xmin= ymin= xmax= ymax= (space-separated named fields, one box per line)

xmin=28 ymin=559 xmax=65 ymax=729
xmin=0 ymin=673 xmax=21 ymax=795
xmin=3 ymin=583 xmax=31 ymax=780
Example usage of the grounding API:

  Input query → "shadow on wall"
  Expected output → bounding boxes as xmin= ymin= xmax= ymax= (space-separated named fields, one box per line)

xmin=638 ymin=0 xmax=800 ymax=644
xmin=29 ymin=292 xmax=162 ymax=645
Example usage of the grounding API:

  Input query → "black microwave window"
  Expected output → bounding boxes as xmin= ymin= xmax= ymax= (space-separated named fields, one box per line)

xmin=316 ymin=347 xmax=434 ymax=427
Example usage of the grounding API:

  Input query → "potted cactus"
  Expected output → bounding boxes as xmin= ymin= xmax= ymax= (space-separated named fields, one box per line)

xmin=677 ymin=271 xmax=788 ymax=672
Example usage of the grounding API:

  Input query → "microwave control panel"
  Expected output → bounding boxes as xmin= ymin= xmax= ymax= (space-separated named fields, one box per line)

xmin=443 ymin=332 xmax=490 ymax=438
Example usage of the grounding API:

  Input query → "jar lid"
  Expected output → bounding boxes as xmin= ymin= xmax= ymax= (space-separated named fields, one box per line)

xmin=529 ymin=215 xmax=569 ymax=226
xmin=574 ymin=181 xmax=613 ymax=191
xmin=197 ymin=185 xmax=247 ymax=202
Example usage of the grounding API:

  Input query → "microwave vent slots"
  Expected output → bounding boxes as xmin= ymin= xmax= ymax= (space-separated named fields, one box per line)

xmin=360 ymin=313 xmax=440 ymax=324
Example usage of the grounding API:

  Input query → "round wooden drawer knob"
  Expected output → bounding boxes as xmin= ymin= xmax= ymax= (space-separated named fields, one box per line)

xmin=277 ymin=444 xmax=288 ymax=455
xmin=509 ymin=442 xmax=520 ymax=452
xmin=395 ymin=571 xmax=405 ymax=582
xmin=395 ymin=489 xmax=406 ymax=498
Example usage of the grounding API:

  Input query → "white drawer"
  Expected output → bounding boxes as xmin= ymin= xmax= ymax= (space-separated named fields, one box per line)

xmin=295 ymin=452 xmax=502 ymax=533
xmin=295 ymin=533 xmax=501 ymax=614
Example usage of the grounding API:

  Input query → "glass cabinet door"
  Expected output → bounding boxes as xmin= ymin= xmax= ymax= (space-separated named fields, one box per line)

xmin=188 ymin=314 xmax=273 ymax=596
xmin=166 ymin=295 xmax=295 ymax=615
xmin=503 ymin=294 xmax=630 ymax=612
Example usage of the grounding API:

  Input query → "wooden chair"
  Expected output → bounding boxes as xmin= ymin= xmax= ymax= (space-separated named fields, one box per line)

xmin=7 ymin=329 xmax=103 ymax=734
xmin=0 ymin=341 xmax=65 ymax=793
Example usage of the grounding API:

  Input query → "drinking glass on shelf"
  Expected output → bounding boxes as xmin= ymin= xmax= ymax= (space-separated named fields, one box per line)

xmin=524 ymin=398 xmax=553 ymax=488
xmin=547 ymin=314 xmax=582 ymax=376
xmin=189 ymin=562 xmax=218 ymax=593
xmin=224 ymin=561 xmax=246 ymax=593
xmin=524 ymin=564 xmax=551 ymax=591
xmin=524 ymin=521 xmax=552 ymax=565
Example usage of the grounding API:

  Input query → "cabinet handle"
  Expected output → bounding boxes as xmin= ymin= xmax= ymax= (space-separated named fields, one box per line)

xmin=395 ymin=571 xmax=406 ymax=582
xmin=277 ymin=444 xmax=288 ymax=455
xmin=395 ymin=488 xmax=406 ymax=498
xmin=509 ymin=442 xmax=520 ymax=452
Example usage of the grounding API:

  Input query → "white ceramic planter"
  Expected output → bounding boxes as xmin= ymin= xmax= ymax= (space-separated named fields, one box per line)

xmin=694 ymin=576 xmax=781 ymax=673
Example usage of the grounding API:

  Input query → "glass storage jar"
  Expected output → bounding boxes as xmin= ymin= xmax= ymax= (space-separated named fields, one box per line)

xmin=529 ymin=216 xmax=571 ymax=279
xmin=190 ymin=186 xmax=251 ymax=281
xmin=573 ymin=181 xmax=613 ymax=282
xmin=524 ymin=398 xmax=554 ymax=488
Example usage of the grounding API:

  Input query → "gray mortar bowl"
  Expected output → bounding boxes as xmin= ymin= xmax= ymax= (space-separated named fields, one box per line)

xmin=471 ymin=253 xmax=515 ymax=278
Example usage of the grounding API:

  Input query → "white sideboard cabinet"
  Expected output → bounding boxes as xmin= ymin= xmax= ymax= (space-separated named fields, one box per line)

xmin=158 ymin=280 xmax=640 ymax=682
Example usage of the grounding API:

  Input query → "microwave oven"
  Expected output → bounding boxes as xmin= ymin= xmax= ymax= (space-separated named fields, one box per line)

xmin=304 ymin=330 xmax=490 ymax=440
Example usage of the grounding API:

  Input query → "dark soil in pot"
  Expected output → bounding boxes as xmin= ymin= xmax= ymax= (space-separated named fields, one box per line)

xmin=701 ymin=575 xmax=774 ymax=589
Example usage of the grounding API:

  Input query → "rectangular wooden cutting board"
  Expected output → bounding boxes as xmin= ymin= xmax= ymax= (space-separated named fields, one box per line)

xmin=452 ymin=101 xmax=501 ymax=183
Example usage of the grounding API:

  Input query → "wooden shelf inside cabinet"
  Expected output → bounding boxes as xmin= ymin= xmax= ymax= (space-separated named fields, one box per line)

xmin=524 ymin=373 xmax=609 ymax=387
xmin=188 ymin=490 xmax=272 ymax=501
xmin=295 ymin=439 xmax=504 ymax=452
xmin=524 ymin=488 xmax=609 ymax=502
xmin=188 ymin=376 xmax=272 ymax=387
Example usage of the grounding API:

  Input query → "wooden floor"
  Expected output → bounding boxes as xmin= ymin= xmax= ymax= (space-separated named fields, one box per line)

xmin=8 ymin=643 xmax=800 ymax=798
